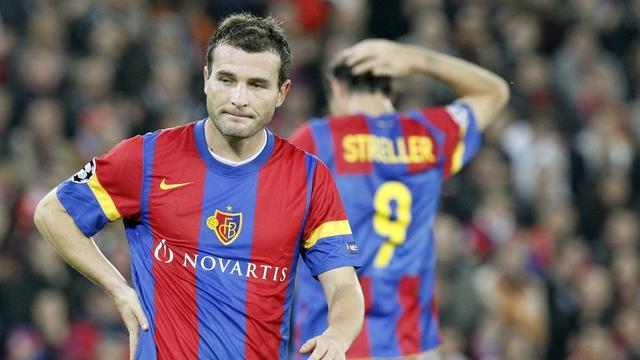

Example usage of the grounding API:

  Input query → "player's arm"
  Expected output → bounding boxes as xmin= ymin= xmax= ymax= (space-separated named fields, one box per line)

xmin=299 ymin=159 xmax=364 ymax=359
xmin=299 ymin=266 xmax=363 ymax=360
xmin=34 ymin=190 xmax=148 ymax=359
xmin=289 ymin=123 xmax=318 ymax=156
xmin=34 ymin=135 xmax=147 ymax=359
xmin=343 ymin=39 xmax=510 ymax=130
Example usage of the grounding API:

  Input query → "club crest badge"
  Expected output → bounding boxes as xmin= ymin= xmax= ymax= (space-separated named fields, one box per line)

xmin=207 ymin=206 xmax=242 ymax=245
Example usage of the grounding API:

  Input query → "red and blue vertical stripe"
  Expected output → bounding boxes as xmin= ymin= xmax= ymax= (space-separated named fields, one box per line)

xmin=290 ymin=103 xmax=480 ymax=357
xmin=58 ymin=119 xmax=359 ymax=360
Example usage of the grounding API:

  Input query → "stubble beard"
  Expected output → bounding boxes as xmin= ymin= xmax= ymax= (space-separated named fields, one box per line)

xmin=210 ymin=112 xmax=266 ymax=140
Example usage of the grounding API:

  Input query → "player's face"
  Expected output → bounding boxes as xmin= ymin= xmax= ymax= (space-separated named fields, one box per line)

xmin=204 ymin=45 xmax=290 ymax=139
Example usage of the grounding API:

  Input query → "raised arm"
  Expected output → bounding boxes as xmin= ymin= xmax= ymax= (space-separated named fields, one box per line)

xmin=299 ymin=266 xmax=364 ymax=360
xmin=343 ymin=39 xmax=510 ymax=130
xmin=34 ymin=190 xmax=149 ymax=359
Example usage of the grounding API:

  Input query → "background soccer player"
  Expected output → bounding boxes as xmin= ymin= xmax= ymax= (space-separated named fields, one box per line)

xmin=291 ymin=39 xmax=509 ymax=359
xmin=33 ymin=13 xmax=363 ymax=360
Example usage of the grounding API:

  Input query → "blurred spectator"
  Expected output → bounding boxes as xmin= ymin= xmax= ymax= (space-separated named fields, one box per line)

xmin=575 ymin=265 xmax=615 ymax=326
xmin=613 ymin=307 xmax=640 ymax=358
xmin=0 ymin=88 xmax=12 ymax=155
xmin=611 ymin=252 xmax=639 ymax=307
xmin=502 ymin=113 xmax=571 ymax=206
xmin=9 ymin=98 xmax=76 ymax=187
xmin=545 ymin=238 xmax=587 ymax=360
xmin=31 ymin=289 xmax=70 ymax=354
xmin=566 ymin=324 xmax=624 ymax=360
xmin=473 ymin=235 xmax=549 ymax=358
xmin=435 ymin=214 xmax=483 ymax=341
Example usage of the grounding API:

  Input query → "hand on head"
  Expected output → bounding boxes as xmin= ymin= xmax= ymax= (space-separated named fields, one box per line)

xmin=340 ymin=39 xmax=420 ymax=78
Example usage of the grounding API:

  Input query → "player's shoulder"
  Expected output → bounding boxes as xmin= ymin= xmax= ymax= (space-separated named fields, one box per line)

xmin=274 ymin=133 xmax=316 ymax=160
xmin=412 ymin=102 xmax=475 ymax=126
xmin=326 ymin=113 xmax=362 ymax=122
xmin=326 ymin=113 xmax=370 ymax=127
xmin=298 ymin=114 xmax=366 ymax=128
xmin=138 ymin=120 xmax=201 ymax=153
xmin=273 ymin=132 xmax=330 ymax=174
xmin=149 ymin=120 xmax=198 ymax=140
xmin=296 ymin=114 xmax=380 ymax=135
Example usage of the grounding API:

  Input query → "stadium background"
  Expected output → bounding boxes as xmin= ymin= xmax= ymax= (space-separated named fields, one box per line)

xmin=0 ymin=0 xmax=639 ymax=359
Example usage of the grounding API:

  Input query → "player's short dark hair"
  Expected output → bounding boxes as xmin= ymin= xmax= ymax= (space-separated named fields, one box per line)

xmin=327 ymin=56 xmax=393 ymax=96
xmin=206 ymin=13 xmax=291 ymax=87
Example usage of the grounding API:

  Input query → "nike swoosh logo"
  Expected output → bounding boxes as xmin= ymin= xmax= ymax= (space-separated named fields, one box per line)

xmin=160 ymin=179 xmax=193 ymax=190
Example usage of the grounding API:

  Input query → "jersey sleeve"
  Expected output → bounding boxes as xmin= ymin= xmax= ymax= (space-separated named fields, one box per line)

xmin=300 ymin=160 xmax=361 ymax=277
xmin=289 ymin=123 xmax=318 ymax=156
xmin=420 ymin=102 xmax=481 ymax=177
xmin=56 ymin=135 xmax=144 ymax=237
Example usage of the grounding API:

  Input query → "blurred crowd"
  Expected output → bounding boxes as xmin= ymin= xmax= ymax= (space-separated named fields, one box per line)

xmin=0 ymin=0 xmax=639 ymax=359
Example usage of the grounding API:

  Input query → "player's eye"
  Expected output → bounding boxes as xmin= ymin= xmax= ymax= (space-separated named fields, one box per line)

xmin=219 ymin=77 xmax=234 ymax=84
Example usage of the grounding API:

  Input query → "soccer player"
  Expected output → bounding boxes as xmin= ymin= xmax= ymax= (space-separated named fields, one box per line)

xmin=33 ymin=14 xmax=364 ymax=360
xmin=290 ymin=39 xmax=509 ymax=359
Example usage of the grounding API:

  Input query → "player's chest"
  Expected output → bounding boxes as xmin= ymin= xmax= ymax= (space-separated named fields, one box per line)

xmin=145 ymin=172 xmax=308 ymax=250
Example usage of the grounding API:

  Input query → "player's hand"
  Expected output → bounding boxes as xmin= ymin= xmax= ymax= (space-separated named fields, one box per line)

xmin=111 ymin=285 xmax=149 ymax=360
xmin=299 ymin=334 xmax=346 ymax=360
xmin=342 ymin=39 xmax=423 ymax=77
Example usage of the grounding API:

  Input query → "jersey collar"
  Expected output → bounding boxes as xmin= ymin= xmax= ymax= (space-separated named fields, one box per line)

xmin=193 ymin=119 xmax=275 ymax=176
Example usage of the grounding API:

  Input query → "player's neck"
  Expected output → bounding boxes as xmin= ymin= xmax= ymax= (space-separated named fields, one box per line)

xmin=204 ymin=118 xmax=267 ymax=162
xmin=345 ymin=94 xmax=395 ymax=116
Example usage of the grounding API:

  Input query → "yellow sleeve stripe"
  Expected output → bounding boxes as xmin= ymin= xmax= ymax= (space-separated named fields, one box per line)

xmin=450 ymin=124 xmax=467 ymax=175
xmin=304 ymin=220 xmax=352 ymax=249
xmin=87 ymin=175 xmax=121 ymax=221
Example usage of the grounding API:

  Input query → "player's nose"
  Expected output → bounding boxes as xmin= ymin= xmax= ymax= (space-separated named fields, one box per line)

xmin=230 ymin=83 xmax=249 ymax=108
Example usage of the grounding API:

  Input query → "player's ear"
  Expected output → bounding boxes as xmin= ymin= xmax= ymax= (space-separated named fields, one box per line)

xmin=329 ymin=77 xmax=345 ymax=99
xmin=386 ymin=93 xmax=396 ymax=105
xmin=327 ymin=77 xmax=348 ymax=115
xmin=203 ymin=66 xmax=209 ymax=93
xmin=275 ymin=79 xmax=291 ymax=108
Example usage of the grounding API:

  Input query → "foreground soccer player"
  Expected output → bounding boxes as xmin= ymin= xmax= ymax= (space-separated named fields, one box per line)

xmin=291 ymin=40 xmax=509 ymax=359
xmin=34 ymin=14 xmax=363 ymax=360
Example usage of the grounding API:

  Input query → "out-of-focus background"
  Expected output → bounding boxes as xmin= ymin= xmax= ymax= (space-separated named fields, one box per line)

xmin=0 ymin=0 xmax=639 ymax=359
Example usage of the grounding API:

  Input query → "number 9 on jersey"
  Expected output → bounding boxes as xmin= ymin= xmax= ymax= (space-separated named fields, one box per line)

xmin=373 ymin=181 xmax=412 ymax=268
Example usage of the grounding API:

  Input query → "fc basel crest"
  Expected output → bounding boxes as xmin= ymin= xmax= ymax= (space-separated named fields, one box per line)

xmin=207 ymin=207 xmax=243 ymax=245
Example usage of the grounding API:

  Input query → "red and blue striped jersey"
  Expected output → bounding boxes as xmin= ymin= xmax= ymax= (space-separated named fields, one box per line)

xmin=290 ymin=103 xmax=480 ymax=358
xmin=56 ymin=119 xmax=360 ymax=360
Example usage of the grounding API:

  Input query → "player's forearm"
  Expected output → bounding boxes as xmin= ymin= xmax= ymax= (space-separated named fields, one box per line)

xmin=408 ymin=47 xmax=508 ymax=103
xmin=408 ymin=46 xmax=509 ymax=130
xmin=323 ymin=282 xmax=365 ymax=351
xmin=34 ymin=190 xmax=129 ymax=296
